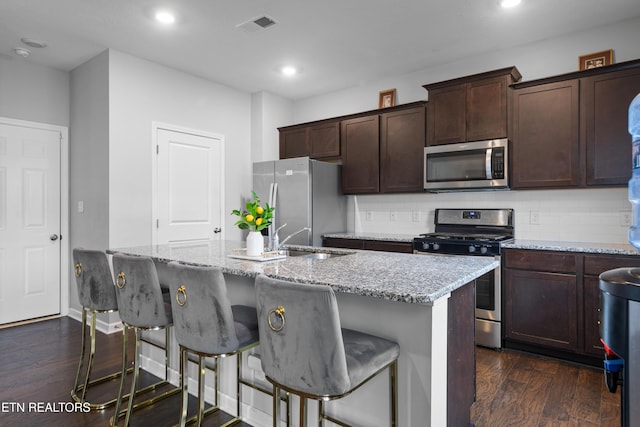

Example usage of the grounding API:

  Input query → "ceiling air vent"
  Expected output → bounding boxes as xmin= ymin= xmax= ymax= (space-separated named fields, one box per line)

xmin=236 ymin=15 xmax=277 ymax=33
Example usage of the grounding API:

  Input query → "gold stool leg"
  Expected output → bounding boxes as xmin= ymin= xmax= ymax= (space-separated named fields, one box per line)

xmin=299 ymin=395 xmax=307 ymax=427
xmin=111 ymin=324 xmax=130 ymax=426
xmin=318 ymin=400 xmax=323 ymax=427
xmin=179 ymin=347 xmax=188 ymax=427
xmin=72 ymin=308 xmax=89 ymax=402
xmin=197 ymin=355 xmax=205 ymax=427
xmin=390 ymin=360 xmax=398 ymax=427
xmin=123 ymin=328 xmax=142 ymax=427
xmin=273 ymin=385 xmax=280 ymax=427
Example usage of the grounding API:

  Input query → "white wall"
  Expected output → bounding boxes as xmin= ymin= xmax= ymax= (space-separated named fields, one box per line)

xmin=0 ymin=56 xmax=69 ymax=127
xmin=282 ymin=17 xmax=640 ymax=244
xmin=107 ymin=49 xmax=253 ymax=246
xmin=251 ymin=91 xmax=293 ymax=163
xmin=292 ymin=16 xmax=640 ymax=123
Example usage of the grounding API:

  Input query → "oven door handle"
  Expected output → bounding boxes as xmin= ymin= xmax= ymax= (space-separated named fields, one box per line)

xmin=485 ymin=148 xmax=493 ymax=179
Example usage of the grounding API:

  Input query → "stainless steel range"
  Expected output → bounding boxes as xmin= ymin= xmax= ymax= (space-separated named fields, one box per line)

xmin=413 ymin=208 xmax=514 ymax=349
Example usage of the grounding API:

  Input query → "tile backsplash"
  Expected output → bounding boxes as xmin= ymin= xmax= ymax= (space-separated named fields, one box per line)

xmin=348 ymin=187 xmax=630 ymax=244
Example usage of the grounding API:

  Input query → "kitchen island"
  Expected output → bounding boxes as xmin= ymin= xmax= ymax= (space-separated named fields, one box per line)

xmin=109 ymin=240 xmax=499 ymax=427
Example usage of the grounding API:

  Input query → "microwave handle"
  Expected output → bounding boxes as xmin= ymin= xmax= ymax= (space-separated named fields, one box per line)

xmin=485 ymin=148 xmax=493 ymax=179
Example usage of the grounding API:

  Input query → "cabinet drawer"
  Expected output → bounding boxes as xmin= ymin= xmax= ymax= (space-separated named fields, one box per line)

xmin=322 ymin=238 xmax=364 ymax=250
xmin=583 ymin=254 xmax=640 ymax=276
xmin=503 ymin=249 xmax=576 ymax=273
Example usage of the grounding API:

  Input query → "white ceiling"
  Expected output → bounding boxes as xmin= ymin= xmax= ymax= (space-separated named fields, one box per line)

xmin=1 ymin=0 xmax=640 ymax=100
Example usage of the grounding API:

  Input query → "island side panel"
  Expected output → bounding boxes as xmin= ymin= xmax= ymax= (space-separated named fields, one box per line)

xmin=447 ymin=280 xmax=476 ymax=427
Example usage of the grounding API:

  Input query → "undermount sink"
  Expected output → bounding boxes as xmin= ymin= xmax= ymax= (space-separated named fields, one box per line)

xmin=284 ymin=249 xmax=352 ymax=259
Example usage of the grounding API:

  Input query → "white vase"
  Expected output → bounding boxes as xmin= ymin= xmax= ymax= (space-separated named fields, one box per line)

xmin=246 ymin=231 xmax=264 ymax=257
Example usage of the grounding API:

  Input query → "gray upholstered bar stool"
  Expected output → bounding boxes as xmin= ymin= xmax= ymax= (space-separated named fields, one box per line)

xmin=254 ymin=274 xmax=400 ymax=427
xmin=166 ymin=261 xmax=273 ymax=427
xmin=110 ymin=253 xmax=179 ymax=427
xmin=71 ymin=248 xmax=129 ymax=409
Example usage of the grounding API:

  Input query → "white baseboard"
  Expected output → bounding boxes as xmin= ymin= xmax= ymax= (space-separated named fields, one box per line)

xmin=66 ymin=308 xmax=124 ymax=334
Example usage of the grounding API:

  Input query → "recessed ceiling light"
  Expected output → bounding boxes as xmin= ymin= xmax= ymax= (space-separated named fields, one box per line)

xmin=13 ymin=47 xmax=31 ymax=58
xmin=281 ymin=66 xmax=297 ymax=76
xmin=155 ymin=11 xmax=175 ymax=24
xmin=501 ymin=0 xmax=521 ymax=7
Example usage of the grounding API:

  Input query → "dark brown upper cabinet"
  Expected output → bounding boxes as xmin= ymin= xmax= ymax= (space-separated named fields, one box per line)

xmin=511 ymin=59 xmax=640 ymax=189
xmin=581 ymin=66 xmax=640 ymax=186
xmin=511 ymin=79 xmax=580 ymax=189
xmin=279 ymin=119 xmax=340 ymax=160
xmin=379 ymin=106 xmax=426 ymax=193
xmin=341 ymin=103 xmax=426 ymax=194
xmin=423 ymin=66 xmax=522 ymax=146
xmin=341 ymin=115 xmax=380 ymax=194
xmin=279 ymin=127 xmax=309 ymax=159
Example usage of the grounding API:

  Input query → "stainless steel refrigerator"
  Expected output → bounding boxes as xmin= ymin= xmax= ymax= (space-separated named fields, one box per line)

xmin=252 ymin=157 xmax=347 ymax=247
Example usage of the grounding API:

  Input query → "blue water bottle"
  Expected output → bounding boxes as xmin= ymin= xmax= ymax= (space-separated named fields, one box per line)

xmin=629 ymin=93 xmax=640 ymax=250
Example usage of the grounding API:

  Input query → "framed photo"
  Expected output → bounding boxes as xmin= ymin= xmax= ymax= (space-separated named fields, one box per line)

xmin=378 ymin=89 xmax=396 ymax=109
xmin=579 ymin=49 xmax=613 ymax=71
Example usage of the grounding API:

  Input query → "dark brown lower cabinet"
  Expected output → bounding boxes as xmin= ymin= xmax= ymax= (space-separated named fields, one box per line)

xmin=504 ymin=248 xmax=640 ymax=364
xmin=505 ymin=268 xmax=578 ymax=351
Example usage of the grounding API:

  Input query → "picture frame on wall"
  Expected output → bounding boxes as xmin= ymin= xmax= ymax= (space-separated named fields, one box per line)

xmin=378 ymin=89 xmax=396 ymax=108
xmin=578 ymin=49 xmax=614 ymax=71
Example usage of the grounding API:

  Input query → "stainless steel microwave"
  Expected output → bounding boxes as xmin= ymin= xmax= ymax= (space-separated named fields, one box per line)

xmin=424 ymin=138 xmax=508 ymax=191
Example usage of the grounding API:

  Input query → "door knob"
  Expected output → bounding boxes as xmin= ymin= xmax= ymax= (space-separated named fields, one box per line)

xmin=50 ymin=234 xmax=59 ymax=241
xmin=213 ymin=228 xmax=222 ymax=234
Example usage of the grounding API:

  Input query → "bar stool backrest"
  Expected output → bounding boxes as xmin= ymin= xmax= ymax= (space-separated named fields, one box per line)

xmin=255 ymin=275 xmax=350 ymax=396
xmin=112 ymin=253 xmax=171 ymax=328
xmin=166 ymin=261 xmax=240 ymax=354
xmin=73 ymin=248 xmax=118 ymax=311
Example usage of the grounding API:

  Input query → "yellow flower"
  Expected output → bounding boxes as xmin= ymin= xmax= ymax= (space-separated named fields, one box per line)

xmin=256 ymin=206 xmax=264 ymax=215
xmin=245 ymin=214 xmax=254 ymax=222
xmin=255 ymin=217 xmax=263 ymax=226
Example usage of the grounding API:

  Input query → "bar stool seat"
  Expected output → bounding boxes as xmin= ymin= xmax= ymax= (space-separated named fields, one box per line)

xmin=254 ymin=274 xmax=399 ymax=427
xmin=71 ymin=248 xmax=127 ymax=409
xmin=166 ymin=261 xmax=271 ymax=427
xmin=110 ymin=253 xmax=179 ymax=427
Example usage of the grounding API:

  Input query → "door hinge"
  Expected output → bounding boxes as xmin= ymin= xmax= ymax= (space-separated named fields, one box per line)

xmin=156 ymin=219 xmax=159 ymax=228
xmin=156 ymin=144 xmax=159 ymax=155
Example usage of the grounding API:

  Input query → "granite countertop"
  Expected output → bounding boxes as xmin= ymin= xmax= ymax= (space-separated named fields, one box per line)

xmin=323 ymin=232 xmax=416 ymax=243
xmin=326 ymin=233 xmax=640 ymax=257
xmin=503 ymin=239 xmax=640 ymax=256
xmin=109 ymin=240 xmax=498 ymax=305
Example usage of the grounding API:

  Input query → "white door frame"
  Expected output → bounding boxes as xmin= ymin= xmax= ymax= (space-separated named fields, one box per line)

xmin=0 ymin=116 xmax=70 ymax=318
xmin=150 ymin=122 xmax=225 ymax=245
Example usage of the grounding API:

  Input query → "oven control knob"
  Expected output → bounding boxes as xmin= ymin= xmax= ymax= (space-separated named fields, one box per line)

xmin=480 ymin=246 xmax=488 ymax=254
xmin=432 ymin=243 xmax=440 ymax=251
xmin=422 ymin=242 xmax=430 ymax=250
xmin=468 ymin=245 xmax=476 ymax=253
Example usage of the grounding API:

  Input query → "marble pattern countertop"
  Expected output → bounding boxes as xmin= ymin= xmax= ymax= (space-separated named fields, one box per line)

xmin=323 ymin=232 xmax=416 ymax=243
xmin=503 ymin=239 xmax=640 ymax=256
xmin=109 ymin=240 xmax=498 ymax=305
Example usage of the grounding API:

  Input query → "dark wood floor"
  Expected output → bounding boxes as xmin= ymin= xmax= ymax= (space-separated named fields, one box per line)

xmin=0 ymin=317 xmax=622 ymax=426
xmin=472 ymin=347 xmax=621 ymax=426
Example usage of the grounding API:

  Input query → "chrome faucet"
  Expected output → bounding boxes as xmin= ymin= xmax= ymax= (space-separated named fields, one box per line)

xmin=271 ymin=223 xmax=288 ymax=251
xmin=276 ymin=226 xmax=311 ymax=250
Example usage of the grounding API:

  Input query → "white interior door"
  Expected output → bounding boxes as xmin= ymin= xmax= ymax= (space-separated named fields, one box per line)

xmin=154 ymin=125 xmax=224 ymax=245
xmin=0 ymin=122 xmax=61 ymax=324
